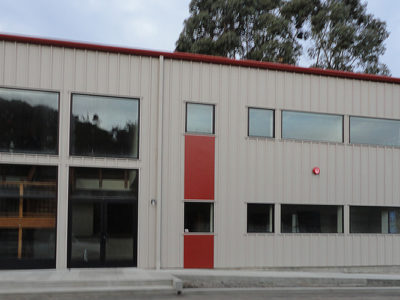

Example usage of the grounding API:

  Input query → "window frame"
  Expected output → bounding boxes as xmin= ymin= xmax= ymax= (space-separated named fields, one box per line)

xmin=246 ymin=203 xmax=274 ymax=233
xmin=350 ymin=205 xmax=400 ymax=234
xmin=0 ymin=86 xmax=60 ymax=155
xmin=185 ymin=102 xmax=215 ymax=135
xmin=184 ymin=201 xmax=214 ymax=233
xmin=349 ymin=115 xmax=400 ymax=148
xmin=69 ymin=93 xmax=140 ymax=159
xmin=280 ymin=204 xmax=344 ymax=234
xmin=0 ymin=163 xmax=58 ymax=269
xmin=281 ymin=110 xmax=344 ymax=143
xmin=247 ymin=107 xmax=275 ymax=138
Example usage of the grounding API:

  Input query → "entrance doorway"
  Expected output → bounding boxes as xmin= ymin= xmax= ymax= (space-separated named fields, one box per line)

xmin=67 ymin=167 xmax=138 ymax=268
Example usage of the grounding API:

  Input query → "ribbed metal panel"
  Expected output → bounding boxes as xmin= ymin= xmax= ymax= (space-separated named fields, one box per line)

xmin=1 ymin=40 xmax=400 ymax=269
xmin=161 ymin=58 xmax=400 ymax=268
xmin=0 ymin=41 xmax=159 ymax=269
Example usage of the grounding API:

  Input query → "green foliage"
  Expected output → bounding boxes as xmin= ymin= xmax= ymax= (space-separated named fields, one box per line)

xmin=176 ymin=0 xmax=301 ymax=64
xmin=176 ymin=0 xmax=390 ymax=75
xmin=299 ymin=0 xmax=390 ymax=75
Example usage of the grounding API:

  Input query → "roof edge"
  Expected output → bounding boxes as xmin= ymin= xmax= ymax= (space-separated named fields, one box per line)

xmin=1 ymin=33 xmax=399 ymax=85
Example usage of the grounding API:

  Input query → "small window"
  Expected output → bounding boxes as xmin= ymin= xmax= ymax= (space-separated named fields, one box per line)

xmin=281 ymin=205 xmax=343 ymax=233
xmin=350 ymin=206 xmax=400 ymax=234
xmin=247 ymin=204 xmax=274 ymax=233
xmin=350 ymin=116 xmax=400 ymax=147
xmin=248 ymin=108 xmax=274 ymax=138
xmin=186 ymin=103 xmax=214 ymax=134
xmin=184 ymin=202 xmax=214 ymax=233
xmin=0 ymin=87 xmax=59 ymax=154
xmin=282 ymin=111 xmax=343 ymax=143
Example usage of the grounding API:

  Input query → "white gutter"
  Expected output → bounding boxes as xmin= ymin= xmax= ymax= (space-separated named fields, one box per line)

xmin=155 ymin=55 xmax=164 ymax=269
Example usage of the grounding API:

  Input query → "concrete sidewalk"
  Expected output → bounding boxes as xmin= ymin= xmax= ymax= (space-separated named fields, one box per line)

xmin=2 ymin=267 xmax=400 ymax=296
xmin=0 ymin=268 xmax=182 ymax=295
xmin=168 ymin=269 xmax=400 ymax=289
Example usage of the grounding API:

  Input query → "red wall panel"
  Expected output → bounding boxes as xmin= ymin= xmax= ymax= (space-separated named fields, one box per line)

xmin=184 ymin=235 xmax=214 ymax=268
xmin=184 ymin=135 xmax=215 ymax=200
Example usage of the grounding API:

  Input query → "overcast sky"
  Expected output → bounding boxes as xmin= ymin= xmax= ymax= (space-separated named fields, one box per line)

xmin=0 ymin=0 xmax=399 ymax=76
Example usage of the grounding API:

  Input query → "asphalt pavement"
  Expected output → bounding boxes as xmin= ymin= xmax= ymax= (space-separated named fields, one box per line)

xmin=1 ymin=287 xmax=400 ymax=300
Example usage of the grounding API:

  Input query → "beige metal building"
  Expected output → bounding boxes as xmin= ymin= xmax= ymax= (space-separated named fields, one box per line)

xmin=0 ymin=34 xmax=400 ymax=270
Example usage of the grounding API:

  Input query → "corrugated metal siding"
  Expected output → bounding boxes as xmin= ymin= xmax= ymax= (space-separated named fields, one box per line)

xmin=1 ymin=40 xmax=400 ymax=269
xmin=0 ymin=41 xmax=159 ymax=269
xmin=162 ymin=58 xmax=400 ymax=268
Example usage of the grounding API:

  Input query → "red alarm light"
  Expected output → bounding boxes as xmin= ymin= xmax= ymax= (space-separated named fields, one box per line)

xmin=313 ymin=167 xmax=320 ymax=175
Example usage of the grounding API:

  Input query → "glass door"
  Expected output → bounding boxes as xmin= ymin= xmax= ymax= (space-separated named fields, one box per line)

xmin=68 ymin=168 xmax=138 ymax=268
xmin=104 ymin=202 xmax=137 ymax=265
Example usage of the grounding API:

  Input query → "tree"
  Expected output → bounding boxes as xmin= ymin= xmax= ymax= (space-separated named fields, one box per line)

xmin=282 ymin=0 xmax=390 ymax=75
xmin=177 ymin=0 xmax=390 ymax=75
xmin=175 ymin=0 xmax=301 ymax=64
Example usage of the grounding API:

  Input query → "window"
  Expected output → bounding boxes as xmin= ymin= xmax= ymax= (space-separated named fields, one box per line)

xmin=282 ymin=111 xmax=343 ymax=143
xmin=69 ymin=167 xmax=138 ymax=267
xmin=247 ymin=204 xmax=274 ymax=233
xmin=184 ymin=202 xmax=214 ymax=233
xmin=248 ymin=108 xmax=274 ymax=138
xmin=350 ymin=116 xmax=400 ymax=147
xmin=0 ymin=164 xmax=57 ymax=268
xmin=70 ymin=94 xmax=139 ymax=158
xmin=350 ymin=206 xmax=400 ymax=234
xmin=186 ymin=103 xmax=214 ymax=134
xmin=281 ymin=205 xmax=343 ymax=233
xmin=0 ymin=87 xmax=59 ymax=154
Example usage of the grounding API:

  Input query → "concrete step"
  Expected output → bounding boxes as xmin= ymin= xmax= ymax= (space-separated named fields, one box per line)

xmin=0 ymin=285 xmax=176 ymax=295
xmin=169 ymin=269 xmax=400 ymax=289
xmin=0 ymin=278 xmax=173 ymax=289
xmin=0 ymin=268 xmax=182 ymax=295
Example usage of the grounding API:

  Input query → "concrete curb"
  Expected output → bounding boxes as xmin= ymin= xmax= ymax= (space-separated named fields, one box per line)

xmin=168 ymin=270 xmax=400 ymax=289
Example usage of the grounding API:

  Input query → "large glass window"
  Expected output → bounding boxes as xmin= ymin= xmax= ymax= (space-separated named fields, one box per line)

xmin=282 ymin=111 xmax=343 ymax=143
xmin=184 ymin=202 xmax=214 ymax=233
xmin=69 ymin=167 xmax=138 ymax=267
xmin=350 ymin=116 xmax=400 ymax=147
xmin=0 ymin=88 xmax=59 ymax=154
xmin=0 ymin=164 xmax=57 ymax=269
xmin=186 ymin=103 xmax=214 ymax=134
xmin=248 ymin=108 xmax=274 ymax=138
xmin=247 ymin=203 xmax=274 ymax=233
xmin=70 ymin=94 xmax=139 ymax=158
xmin=281 ymin=205 xmax=343 ymax=233
xmin=350 ymin=206 xmax=400 ymax=234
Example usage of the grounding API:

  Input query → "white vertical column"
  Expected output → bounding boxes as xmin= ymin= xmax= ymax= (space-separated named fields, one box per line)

xmin=382 ymin=210 xmax=389 ymax=234
xmin=337 ymin=206 xmax=343 ymax=233
xmin=156 ymin=56 xmax=164 ymax=269
xmin=56 ymin=90 xmax=71 ymax=269
xmin=343 ymin=115 xmax=350 ymax=144
xmin=275 ymin=109 xmax=281 ymax=140
xmin=274 ymin=203 xmax=281 ymax=233
xmin=343 ymin=205 xmax=350 ymax=234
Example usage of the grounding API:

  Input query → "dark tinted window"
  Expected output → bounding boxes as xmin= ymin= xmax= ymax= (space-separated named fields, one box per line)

xmin=186 ymin=103 xmax=214 ymax=134
xmin=247 ymin=204 xmax=274 ymax=233
xmin=350 ymin=206 xmax=400 ymax=234
xmin=71 ymin=94 xmax=139 ymax=158
xmin=248 ymin=108 xmax=274 ymax=138
xmin=282 ymin=111 xmax=343 ymax=143
xmin=281 ymin=205 xmax=343 ymax=233
xmin=350 ymin=116 xmax=400 ymax=147
xmin=0 ymin=88 xmax=59 ymax=154
xmin=0 ymin=164 xmax=57 ymax=268
xmin=184 ymin=202 xmax=214 ymax=233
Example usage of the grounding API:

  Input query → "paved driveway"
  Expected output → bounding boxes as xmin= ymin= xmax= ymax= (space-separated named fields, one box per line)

xmin=2 ymin=287 xmax=400 ymax=300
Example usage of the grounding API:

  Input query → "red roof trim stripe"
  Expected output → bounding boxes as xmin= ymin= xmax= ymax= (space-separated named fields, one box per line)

xmin=1 ymin=33 xmax=399 ymax=84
